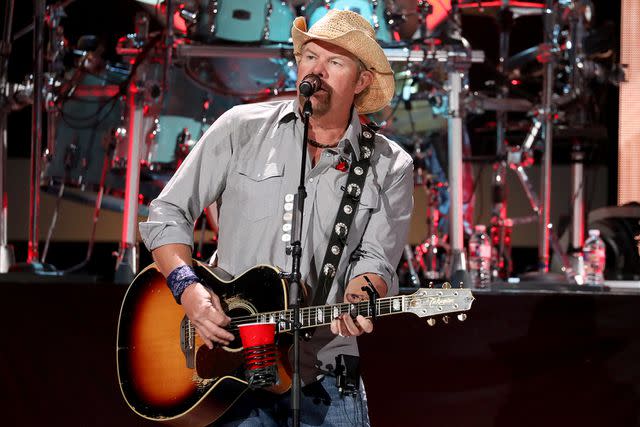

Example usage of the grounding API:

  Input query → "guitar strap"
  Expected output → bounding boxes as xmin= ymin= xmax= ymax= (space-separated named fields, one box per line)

xmin=311 ymin=125 xmax=376 ymax=308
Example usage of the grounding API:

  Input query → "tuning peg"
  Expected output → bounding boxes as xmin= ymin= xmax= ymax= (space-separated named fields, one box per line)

xmin=428 ymin=281 xmax=434 ymax=288
xmin=442 ymin=282 xmax=451 ymax=289
xmin=458 ymin=281 xmax=464 ymax=288
xmin=442 ymin=315 xmax=449 ymax=324
xmin=427 ymin=318 xmax=436 ymax=326
xmin=457 ymin=313 xmax=467 ymax=322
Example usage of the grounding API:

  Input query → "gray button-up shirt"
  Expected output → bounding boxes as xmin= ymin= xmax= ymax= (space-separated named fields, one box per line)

xmin=139 ymin=99 xmax=413 ymax=380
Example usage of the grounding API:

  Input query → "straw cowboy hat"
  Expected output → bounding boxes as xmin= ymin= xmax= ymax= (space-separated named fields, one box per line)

xmin=291 ymin=9 xmax=394 ymax=114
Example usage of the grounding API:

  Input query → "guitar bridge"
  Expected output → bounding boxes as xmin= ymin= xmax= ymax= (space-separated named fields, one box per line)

xmin=180 ymin=315 xmax=195 ymax=369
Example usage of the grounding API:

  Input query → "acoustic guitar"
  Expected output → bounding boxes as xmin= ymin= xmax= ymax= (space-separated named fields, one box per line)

xmin=116 ymin=260 xmax=474 ymax=426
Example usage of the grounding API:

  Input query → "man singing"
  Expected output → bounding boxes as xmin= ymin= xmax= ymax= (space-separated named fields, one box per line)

xmin=140 ymin=9 xmax=414 ymax=426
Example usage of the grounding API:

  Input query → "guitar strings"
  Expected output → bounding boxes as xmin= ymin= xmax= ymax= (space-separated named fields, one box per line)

xmin=222 ymin=294 xmax=469 ymax=325
xmin=208 ymin=294 xmax=470 ymax=331
xmin=185 ymin=294 xmax=470 ymax=336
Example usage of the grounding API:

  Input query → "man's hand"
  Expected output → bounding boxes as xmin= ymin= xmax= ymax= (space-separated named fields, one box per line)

xmin=330 ymin=274 xmax=387 ymax=338
xmin=330 ymin=312 xmax=374 ymax=337
xmin=180 ymin=282 xmax=234 ymax=349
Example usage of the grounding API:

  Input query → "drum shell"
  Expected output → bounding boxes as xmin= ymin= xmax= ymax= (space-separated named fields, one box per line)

xmin=192 ymin=0 xmax=296 ymax=43
xmin=43 ymin=67 xmax=126 ymax=191
xmin=111 ymin=61 xmax=215 ymax=171
xmin=305 ymin=0 xmax=392 ymax=44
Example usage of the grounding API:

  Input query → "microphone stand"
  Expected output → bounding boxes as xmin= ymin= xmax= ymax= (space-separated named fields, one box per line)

xmin=282 ymin=96 xmax=313 ymax=427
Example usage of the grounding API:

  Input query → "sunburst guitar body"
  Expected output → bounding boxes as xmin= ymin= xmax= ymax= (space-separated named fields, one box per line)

xmin=116 ymin=260 xmax=474 ymax=426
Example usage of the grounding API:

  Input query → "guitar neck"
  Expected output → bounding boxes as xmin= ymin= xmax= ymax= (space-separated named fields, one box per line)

xmin=230 ymin=296 xmax=406 ymax=333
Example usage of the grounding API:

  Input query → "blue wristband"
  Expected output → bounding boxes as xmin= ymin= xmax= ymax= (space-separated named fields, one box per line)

xmin=167 ymin=265 xmax=199 ymax=304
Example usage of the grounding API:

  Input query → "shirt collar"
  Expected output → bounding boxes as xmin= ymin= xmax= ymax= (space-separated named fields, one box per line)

xmin=276 ymin=99 xmax=364 ymax=160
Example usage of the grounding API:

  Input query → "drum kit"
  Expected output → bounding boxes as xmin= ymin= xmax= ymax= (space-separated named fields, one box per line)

xmin=0 ymin=0 xmax=623 ymax=283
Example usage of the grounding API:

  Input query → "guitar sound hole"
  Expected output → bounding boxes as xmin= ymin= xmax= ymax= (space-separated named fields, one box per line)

xmin=227 ymin=307 xmax=253 ymax=350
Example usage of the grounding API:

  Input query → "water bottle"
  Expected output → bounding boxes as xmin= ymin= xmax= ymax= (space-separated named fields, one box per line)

xmin=468 ymin=225 xmax=492 ymax=288
xmin=416 ymin=234 xmax=443 ymax=281
xmin=583 ymin=229 xmax=606 ymax=286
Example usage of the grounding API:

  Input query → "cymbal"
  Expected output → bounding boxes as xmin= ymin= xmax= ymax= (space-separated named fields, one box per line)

xmin=458 ymin=1 xmax=544 ymax=19
xmin=506 ymin=45 xmax=541 ymax=71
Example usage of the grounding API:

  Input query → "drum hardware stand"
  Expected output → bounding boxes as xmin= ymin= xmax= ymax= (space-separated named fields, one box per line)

xmin=28 ymin=0 xmax=46 ymax=267
xmin=485 ymin=108 xmax=577 ymax=282
xmin=40 ymin=1 xmax=70 ymax=268
xmin=41 ymin=131 xmax=116 ymax=274
xmin=446 ymin=66 xmax=468 ymax=287
xmin=0 ymin=0 xmax=16 ymax=273
xmin=400 ymin=76 xmax=443 ymax=287
xmin=415 ymin=174 xmax=446 ymax=282
xmin=8 ymin=0 xmax=75 ymax=274
xmin=41 ymin=176 xmax=66 ymax=266
xmin=559 ymin=2 xmax=604 ymax=283
xmin=114 ymin=71 xmax=145 ymax=284
xmin=444 ymin=0 xmax=471 ymax=287
xmin=43 ymin=1 xmax=68 ymax=166
xmin=401 ymin=144 xmax=433 ymax=288
xmin=489 ymin=1 xmax=514 ymax=280
xmin=567 ymin=138 xmax=585 ymax=282
xmin=114 ymin=13 xmax=160 ymax=284
xmin=527 ymin=0 xmax=570 ymax=281
xmin=9 ymin=0 xmax=58 ymax=274
xmin=535 ymin=0 xmax=556 ymax=274
xmin=162 ymin=0 xmax=173 ymax=100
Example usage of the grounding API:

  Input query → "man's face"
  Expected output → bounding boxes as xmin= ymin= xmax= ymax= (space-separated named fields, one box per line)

xmin=296 ymin=40 xmax=372 ymax=117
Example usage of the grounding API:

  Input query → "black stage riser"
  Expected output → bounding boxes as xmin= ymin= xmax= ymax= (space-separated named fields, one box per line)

xmin=2 ymin=282 xmax=639 ymax=426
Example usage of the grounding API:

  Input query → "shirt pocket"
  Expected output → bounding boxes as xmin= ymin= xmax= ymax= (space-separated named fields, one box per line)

xmin=236 ymin=162 xmax=285 ymax=221
xmin=349 ymin=185 xmax=380 ymax=242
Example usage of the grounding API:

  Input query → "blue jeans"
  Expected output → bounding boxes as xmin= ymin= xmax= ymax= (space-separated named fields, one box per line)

xmin=214 ymin=376 xmax=370 ymax=427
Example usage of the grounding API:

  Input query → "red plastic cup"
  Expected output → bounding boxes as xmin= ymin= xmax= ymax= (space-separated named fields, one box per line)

xmin=238 ymin=322 xmax=276 ymax=348
xmin=238 ymin=322 xmax=278 ymax=387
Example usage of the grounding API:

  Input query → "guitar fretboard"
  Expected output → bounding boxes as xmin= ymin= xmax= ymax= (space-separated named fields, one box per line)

xmin=228 ymin=296 xmax=406 ymax=333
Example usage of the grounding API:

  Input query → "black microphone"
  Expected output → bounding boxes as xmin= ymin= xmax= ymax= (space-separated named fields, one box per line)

xmin=299 ymin=74 xmax=322 ymax=97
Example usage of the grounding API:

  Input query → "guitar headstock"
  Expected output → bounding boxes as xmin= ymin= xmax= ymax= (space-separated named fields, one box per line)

xmin=405 ymin=285 xmax=474 ymax=324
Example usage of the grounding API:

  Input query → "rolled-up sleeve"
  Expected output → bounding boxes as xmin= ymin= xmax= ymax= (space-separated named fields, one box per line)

xmin=139 ymin=108 xmax=236 ymax=251
xmin=346 ymin=155 xmax=414 ymax=297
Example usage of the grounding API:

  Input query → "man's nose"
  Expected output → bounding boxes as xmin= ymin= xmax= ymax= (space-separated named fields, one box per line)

xmin=310 ymin=61 xmax=326 ymax=78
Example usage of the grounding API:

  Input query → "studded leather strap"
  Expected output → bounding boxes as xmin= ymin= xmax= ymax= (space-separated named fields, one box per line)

xmin=311 ymin=125 xmax=376 ymax=308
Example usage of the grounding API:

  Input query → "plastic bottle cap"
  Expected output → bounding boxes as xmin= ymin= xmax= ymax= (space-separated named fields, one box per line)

xmin=588 ymin=229 xmax=600 ymax=237
xmin=474 ymin=224 xmax=486 ymax=232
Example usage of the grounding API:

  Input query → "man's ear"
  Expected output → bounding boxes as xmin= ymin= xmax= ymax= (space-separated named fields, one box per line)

xmin=355 ymin=70 xmax=374 ymax=95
